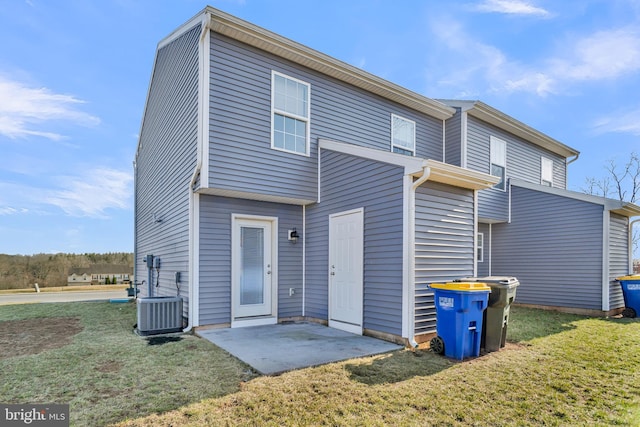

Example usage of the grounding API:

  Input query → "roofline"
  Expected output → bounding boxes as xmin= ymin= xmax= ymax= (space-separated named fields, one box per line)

xmin=511 ymin=178 xmax=640 ymax=217
xmin=440 ymin=100 xmax=580 ymax=159
xmin=319 ymin=138 xmax=500 ymax=190
xmin=164 ymin=7 xmax=455 ymax=121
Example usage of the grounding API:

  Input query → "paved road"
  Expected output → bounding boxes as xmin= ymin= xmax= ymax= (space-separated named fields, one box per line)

xmin=0 ymin=290 xmax=130 ymax=305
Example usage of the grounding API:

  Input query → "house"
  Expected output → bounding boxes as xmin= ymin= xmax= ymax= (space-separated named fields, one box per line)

xmin=67 ymin=265 xmax=133 ymax=285
xmin=134 ymin=7 xmax=639 ymax=345
xmin=440 ymin=100 xmax=640 ymax=315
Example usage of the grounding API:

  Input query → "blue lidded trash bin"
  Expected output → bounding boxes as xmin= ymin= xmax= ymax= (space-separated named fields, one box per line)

xmin=616 ymin=275 xmax=640 ymax=318
xmin=429 ymin=282 xmax=490 ymax=360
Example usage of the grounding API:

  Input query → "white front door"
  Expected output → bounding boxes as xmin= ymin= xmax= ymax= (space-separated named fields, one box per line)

xmin=232 ymin=216 xmax=277 ymax=324
xmin=329 ymin=208 xmax=364 ymax=334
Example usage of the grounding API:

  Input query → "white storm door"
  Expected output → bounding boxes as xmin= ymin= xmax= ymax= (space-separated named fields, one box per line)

xmin=329 ymin=208 xmax=364 ymax=335
xmin=233 ymin=218 xmax=274 ymax=319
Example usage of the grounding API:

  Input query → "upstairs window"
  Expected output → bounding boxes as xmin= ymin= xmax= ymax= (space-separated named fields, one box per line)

xmin=541 ymin=157 xmax=554 ymax=187
xmin=391 ymin=114 xmax=416 ymax=156
xmin=271 ymin=71 xmax=310 ymax=156
xmin=490 ymin=136 xmax=506 ymax=190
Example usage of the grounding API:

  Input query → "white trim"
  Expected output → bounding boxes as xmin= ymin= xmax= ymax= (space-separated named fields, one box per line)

xmin=302 ymin=205 xmax=306 ymax=317
xmin=603 ymin=210 xmax=610 ymax=311
xmin=541 ymin=156 xmax=553 ymax=187
xmin=401 ymin=175 xmax=412 ymax=339
xmin=270 ymin=71 xmax=311 ymax=157
xmin=510 ymin=178 xmax=640 ymax=217
xmin=231 ymin=317 xmax=278 ymax=328
xmin=391 ymin=113 xmax=416 ymax=156
xmin=192 ymin=192 xmax=200 ymax=326
xmin=318 ymin=138 xmax=500 ymax=190
xmin=230 ymin=214 xmax=279 ymax=324
xmin=461 ymin=111 xmax=468 ymax=168
xmin=441 ymin=119 xmax=446 ymax=163
xmin=490 ymin=136 xmax=507 ymax=192
xmin=319 ymin=138 xmax=424 ymax=174
xmin=474 ymin=191 xmax=479 ymax=276
xmin=488 ymin=223 xmax=493 ymax=276
xmin=200 ymin=18 xmax=211 ymax=188
xmin=198 ymin=187 xmax=315 ymax=206
xmin=328 ymin=208 xmax=364 ymax=335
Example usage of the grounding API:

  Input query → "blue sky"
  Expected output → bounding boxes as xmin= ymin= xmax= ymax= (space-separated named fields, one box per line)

xmin=1 ymin=0 xmax=639 ymax=255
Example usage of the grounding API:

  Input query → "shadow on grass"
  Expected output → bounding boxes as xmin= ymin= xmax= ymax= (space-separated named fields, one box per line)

xmin=146 ymin=336 xmax=183 ymax=346
xmin=344 ymin=349 xmax=454 ymax=385
xmin=507 ymin=306 xmax=583 ymax=343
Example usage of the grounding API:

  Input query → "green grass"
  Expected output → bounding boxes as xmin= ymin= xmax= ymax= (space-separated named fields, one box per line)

xmin=0 ymin=302 xmax=256 ymax=426
xmin=1 ymin=304 xmax=640 ymax=426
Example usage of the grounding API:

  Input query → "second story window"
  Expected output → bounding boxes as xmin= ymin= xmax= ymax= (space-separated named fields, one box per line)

xmin=271 ymin=71 xmax=310 ymax=156
xmin=541 ymin=157 xmax=553 ymax=187
xmin=490 ymin=136 xmax=506 ymax=191
xmin=391 ymin=114 xmax=416 ymax=156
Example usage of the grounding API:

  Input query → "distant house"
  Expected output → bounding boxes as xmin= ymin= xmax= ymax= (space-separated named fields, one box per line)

xmin=134 ymin=7 xmax=639 ymax=346
xmin=67 ymin=265 xmax=133 ymax=285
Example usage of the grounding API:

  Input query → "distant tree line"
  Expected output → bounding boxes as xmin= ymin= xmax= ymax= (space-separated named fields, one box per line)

xmin=0 ymin=252 xmax=133 ymax=290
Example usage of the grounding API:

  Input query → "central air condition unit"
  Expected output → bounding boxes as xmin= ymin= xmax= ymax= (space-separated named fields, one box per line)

xmin=137 ymin=296 xmax=183 ymax=336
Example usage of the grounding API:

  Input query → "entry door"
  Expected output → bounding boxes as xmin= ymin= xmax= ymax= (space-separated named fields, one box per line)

xmin=233 ymin=217 xmax=275 ymax=320
xmin=329 ymin=208 xmax=364 ymax=334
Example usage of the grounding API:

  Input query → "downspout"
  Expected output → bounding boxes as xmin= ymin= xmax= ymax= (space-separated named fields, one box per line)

xmin=132 ymin=160 xmax=138 ymax=299
xmin=184 ymin=13 xmax=212 ymax=333
xmin=630 ymin=218 xmax=640 ymax=275
xmin=408 ymin=165 xmax=431 ymax=348
xmin=302 ymin=205 xmax=306 ymax=317
xmin=566 ymin=154 xmax=579 ymax=189
xmin=508 ymin=177 xmax=512 ymax=223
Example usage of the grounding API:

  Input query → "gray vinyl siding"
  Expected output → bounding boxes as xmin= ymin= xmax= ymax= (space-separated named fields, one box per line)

xmin=466 ymin=115 xmax=567 ymax=222
xmin=135 ymin=25 xmax=200 ymax=315
xmin=305 ymin=150 xmax=405 ymax=336
xmin=477 ymin=223 xmax=490 ymax=277
xmin=414 ymin=182 xmax=475 ymax=336
xmin=609 ymin=213 xmax=629 ymax=309
xmin=491 ymin=186 xmax=604 ymax=310
xmin=444 ymin=110 xmax=462 ymax=167
xmin=198 ymin=195 xmax=303 ymax=325
xmin=208 ymin=33 xmax=443 ymax=202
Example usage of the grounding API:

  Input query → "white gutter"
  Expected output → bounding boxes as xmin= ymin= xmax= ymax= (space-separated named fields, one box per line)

xmin=630 ymin=218 xmax=640 ymax=275
xmin=602 ymin=210 xmax=611 ymax=312
xmin=302 ymin=205 xmax=306 ymax=317
xmin=408 ymin=166 xmax=431 ymax=348
xmin=184 ymin=12 xmax=212 ymax=333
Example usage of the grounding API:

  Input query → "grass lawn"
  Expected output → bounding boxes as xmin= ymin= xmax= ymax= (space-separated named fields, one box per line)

xmin=1 ymin=303 xmax=639 ymax=426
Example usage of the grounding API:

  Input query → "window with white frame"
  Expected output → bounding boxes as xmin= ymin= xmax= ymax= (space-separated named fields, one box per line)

xmin=271 ymin=71 xmax=310 ymax=155
xmin=477 ymin=233 xmax=484 ymax=262
xmin=490 ymin=136 xmax=506 ymax=190
xmin=541 ymin=157 xmax=553 ymax=187
xmin=391 ymin=114 xmax=416 ymax=156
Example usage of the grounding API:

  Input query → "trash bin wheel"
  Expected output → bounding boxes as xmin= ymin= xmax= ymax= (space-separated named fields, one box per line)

xmin=430 ymin=336 xmax=445 ymax=354
xmin=622 ymin=307 xmax=637 ymax=318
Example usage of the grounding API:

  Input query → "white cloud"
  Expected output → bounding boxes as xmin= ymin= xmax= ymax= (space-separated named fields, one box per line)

xmin=474 ymin=0 xmax=550 ymax=17
xmin=428 ymin=16 xmax=640 ymax=97
xmin=45 ymin=168 xmax=133 ymax=218
xmin=0 ymin=75 xmax=100 ymax=140
xmin=592 ymin=107 xmax=640 ymax=136
xmin=0 ymin=207 xmax=29 ymax=215
xmin=551 ymin=28 xmax=640 ymax=81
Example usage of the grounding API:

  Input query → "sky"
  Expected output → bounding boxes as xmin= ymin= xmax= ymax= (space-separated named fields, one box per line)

xmin=0 ymin=0 xmax=639 ymax=255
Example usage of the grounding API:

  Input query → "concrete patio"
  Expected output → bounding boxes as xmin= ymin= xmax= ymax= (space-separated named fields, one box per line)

xmin=197 ymin=322 xmax=403 ymax=375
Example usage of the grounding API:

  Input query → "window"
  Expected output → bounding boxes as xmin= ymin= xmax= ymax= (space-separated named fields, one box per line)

xmin=477 ymin=233 xmax=484 ymax=262
xmin=271 ymin=71 xmax=310 ymax=156
xmin=391 ymin=114 xmax=416 ymax=156
xmin=490 ymin=136 xmax=506 ymax=190
xmin=541 ymin=157 xmax=553 ymax=187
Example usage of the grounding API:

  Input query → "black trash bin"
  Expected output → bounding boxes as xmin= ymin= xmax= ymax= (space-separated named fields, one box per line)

xmin=456 ymin=276 xmax=519 ymax=352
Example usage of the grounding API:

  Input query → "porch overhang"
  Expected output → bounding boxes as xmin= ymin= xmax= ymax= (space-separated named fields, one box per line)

xmin=412 ymin=159 xmax=501 ymax=190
